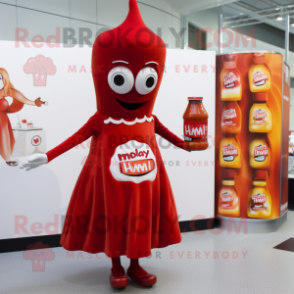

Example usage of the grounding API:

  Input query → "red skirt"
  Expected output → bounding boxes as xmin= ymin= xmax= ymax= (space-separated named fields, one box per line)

xmin=60 ymin=117 xmax=182 ymax=258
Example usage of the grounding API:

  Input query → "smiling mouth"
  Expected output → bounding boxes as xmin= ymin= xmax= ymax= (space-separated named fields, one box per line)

xmin=116 ymin=99 xmax=147 ymax=110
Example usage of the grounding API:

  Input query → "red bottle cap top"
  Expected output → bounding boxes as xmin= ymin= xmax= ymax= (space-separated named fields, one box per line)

xmin=253 ymin=170 xmax=268 ymax=181
xmin=188 ymin=97 xmax=203 ymax=100
xmin=222 ymin=168 xmax=236 ymax=180
xmin=223 ymin=54 xmax=236 ymax=62
xmin=253 ymin=92 xmax=268 ymax=102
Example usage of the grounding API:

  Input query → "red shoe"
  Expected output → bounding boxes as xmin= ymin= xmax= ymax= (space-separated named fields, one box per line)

xmin=127 ymin=268 xmax=157 ymax=287
xmin=110 ymin=273 xmax=129 ymax=289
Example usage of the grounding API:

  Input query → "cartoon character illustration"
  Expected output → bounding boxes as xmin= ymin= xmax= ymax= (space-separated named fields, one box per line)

xmin=24 ymin=55 xmax=56 ymax=86
xmin=0 ymin=68 xmax=45 ymax=166
xmin=22 ymin=0 xmax=191 ymax=288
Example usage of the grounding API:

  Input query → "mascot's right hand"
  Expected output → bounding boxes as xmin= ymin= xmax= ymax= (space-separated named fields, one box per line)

xmin=20 ymin=154 xmax=48 ymax=171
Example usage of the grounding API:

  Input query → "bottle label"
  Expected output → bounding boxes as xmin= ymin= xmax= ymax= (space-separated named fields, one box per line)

xmin=110 ymin=141 xmax=157 ymax=184
xmin=184 ymin=120 xmax=208 ymax=140
xmin=253 ymin=70 xmax=269 ymax=86
xmin=120 ymin=159 xmax=155 ymax=176
xmin=254 ymin=109 xmax=267 ymax=124
xmin=220 ymin=191 xmax=235 ymax=209
xmin=223 ymin=144 xmax=238 ymax=162
xmin=254 ymin=145 xmax=269 ymax=162
xmin=223 ymin=72 xmax=239 ymax=89
xmin=251 ymin=193 xmax=267 ymax=211
xmin=223 ymin=109 xmax=237 ymax=126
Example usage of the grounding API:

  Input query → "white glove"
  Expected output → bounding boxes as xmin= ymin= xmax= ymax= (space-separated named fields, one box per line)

xmin=20 ymin=154 xmax=48 ymax=171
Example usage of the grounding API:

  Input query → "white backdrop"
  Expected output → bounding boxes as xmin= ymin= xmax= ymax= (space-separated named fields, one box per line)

xmin=0 ymin=41 xmax=215 ymax=239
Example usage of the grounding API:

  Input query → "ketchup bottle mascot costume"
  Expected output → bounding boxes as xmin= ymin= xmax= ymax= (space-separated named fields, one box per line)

xmin=23 ymin=0 xmax=188 ymax=288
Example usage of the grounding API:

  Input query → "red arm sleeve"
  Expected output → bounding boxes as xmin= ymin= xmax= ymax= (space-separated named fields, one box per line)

xmin=153 ymin=115 xmax=185 ymax=150
xmin=46 ymin=113 xmax=102 ymax=162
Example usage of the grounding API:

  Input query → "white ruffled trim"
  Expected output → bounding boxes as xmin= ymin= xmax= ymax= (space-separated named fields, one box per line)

xmin=104 ymin=116 xmax=154 ymax=125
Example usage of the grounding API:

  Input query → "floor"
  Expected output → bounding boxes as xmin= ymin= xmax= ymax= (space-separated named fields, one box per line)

xmin=1 ymin=212 xmax=294 ymax=294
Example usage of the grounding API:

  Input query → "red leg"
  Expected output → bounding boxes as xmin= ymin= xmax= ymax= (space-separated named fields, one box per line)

xmin=109 ymin=257 xmax=129 ymax=288
xmin=127 ymin=258 xmax=157 ymax=287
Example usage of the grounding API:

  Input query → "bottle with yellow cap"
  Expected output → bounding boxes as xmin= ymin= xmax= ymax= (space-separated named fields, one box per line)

xmin=249 ymin=134 xmax=271 ymax=169
xmin=248 ymin=170 xmax=272 ymax=218
xmin=249 ymin=92 xmax=272 ymax=133
xmin=219 ymin=134 xmax=241 ymax=168
xmin=218 ymin=169 xmax=240 ymax=217
xmin=248 ymin=53 xmax=272 ymax=92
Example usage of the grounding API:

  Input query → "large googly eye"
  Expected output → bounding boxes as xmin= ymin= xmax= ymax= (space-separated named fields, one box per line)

xmin=108 ymin=66 xmax=134 ymax=94
xmin=135 ymin=67 xmax=158 ymax=95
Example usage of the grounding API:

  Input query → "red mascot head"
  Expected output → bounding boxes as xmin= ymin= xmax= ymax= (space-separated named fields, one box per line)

xmin=92 ymin=0 xmax=166 ymax=120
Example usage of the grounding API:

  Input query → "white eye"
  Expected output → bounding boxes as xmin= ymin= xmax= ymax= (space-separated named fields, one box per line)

xmin=135 ymin=67 xmax=158 ymax=95
xmin=108 ymin=66 xmax=134 ymax=94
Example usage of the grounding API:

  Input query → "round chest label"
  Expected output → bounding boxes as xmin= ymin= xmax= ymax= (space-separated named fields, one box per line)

xmin=110 ymin=140 xmax=157 ymax=184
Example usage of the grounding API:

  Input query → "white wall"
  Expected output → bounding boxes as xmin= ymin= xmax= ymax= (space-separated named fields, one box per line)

xmin=0 ymin=43 xmax=215 ymax=239
xmin=0 ymin=0 xmax=181 ymax=48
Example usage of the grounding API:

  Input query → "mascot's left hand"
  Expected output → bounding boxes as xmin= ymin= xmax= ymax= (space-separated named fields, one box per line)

xmin=20 ymin=154 xmax=48 ymax=171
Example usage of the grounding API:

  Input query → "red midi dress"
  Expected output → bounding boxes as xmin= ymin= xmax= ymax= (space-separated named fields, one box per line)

xmin=46 ymin=112 xmax=184 ymax=258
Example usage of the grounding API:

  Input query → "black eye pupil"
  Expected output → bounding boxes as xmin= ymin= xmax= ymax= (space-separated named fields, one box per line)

xmin=146 ymin=77 xmax=155 ymax=88
xmin=114 ymin=75 xmax=125 ymax=86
